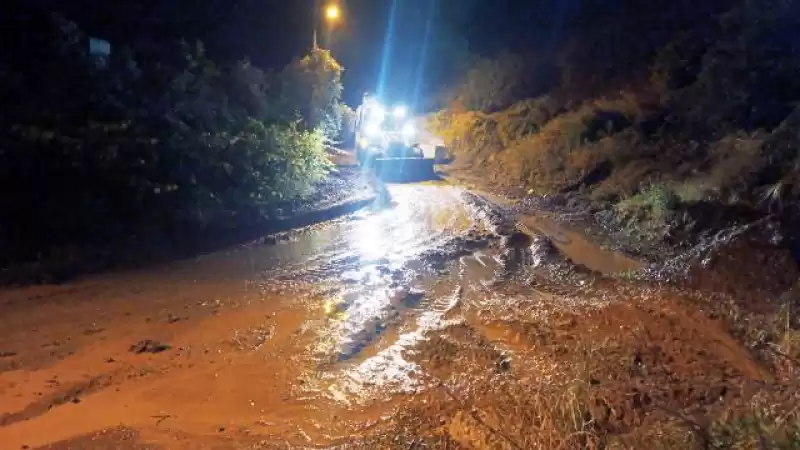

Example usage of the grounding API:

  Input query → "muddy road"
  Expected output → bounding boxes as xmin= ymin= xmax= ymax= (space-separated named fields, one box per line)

xmin=0 ymin=182 xmax=797 ymax=449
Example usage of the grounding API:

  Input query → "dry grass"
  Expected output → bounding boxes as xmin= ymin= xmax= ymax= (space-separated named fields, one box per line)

xmin=706 ymin=405 xmax=800 ymax=449
xmin=664 ymin=133 xmax=767 ymax=205
xmin=433 ymin=88 xmax=800 ymax=245
xmin=606 ymin=422 xmax=705 ymax=450
xmin=590 ymin=156 xmax=655 ymax=202
xmin=442 ymin=379 xmax=600 ymax=450
xmin=430 ymin=92 xmax=652 ymax=194
xmin=608 ymin=408 xmax=800 ymax=450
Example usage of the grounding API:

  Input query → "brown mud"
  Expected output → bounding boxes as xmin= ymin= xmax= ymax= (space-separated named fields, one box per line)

xmin=1 ymin=181 xmax=798 ymax=449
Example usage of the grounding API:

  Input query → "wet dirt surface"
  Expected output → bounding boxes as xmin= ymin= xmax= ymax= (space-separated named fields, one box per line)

xmin=0 ymin=183 xmax=495 ymax=448
xmin=1 ymin=181 xmax=798 ymax=449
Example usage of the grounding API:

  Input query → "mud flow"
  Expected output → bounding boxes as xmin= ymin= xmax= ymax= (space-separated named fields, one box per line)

xmin=0 ymin=183 xmax=502 ymax=448
xmin=0 ymin=183 xmax=793 ymax=449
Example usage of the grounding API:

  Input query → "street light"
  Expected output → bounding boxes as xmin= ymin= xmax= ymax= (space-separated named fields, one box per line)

xmin=313 ymin=3 xmax=342 ymax=49
xmin=325 ymin=4 xmax=341 ymax=22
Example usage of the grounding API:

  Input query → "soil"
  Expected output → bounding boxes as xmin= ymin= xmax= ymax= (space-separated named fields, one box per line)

xmin=1 ymin=177 xmax=798 ymax=449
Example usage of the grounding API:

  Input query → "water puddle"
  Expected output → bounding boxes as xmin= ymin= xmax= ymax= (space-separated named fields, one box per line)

xmin=518 ymin=215 xmax=643 ymax=274
xmin=463 ymin=189 xmax=643 ymax=276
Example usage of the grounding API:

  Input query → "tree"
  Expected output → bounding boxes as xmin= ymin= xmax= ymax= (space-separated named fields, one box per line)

xmin=281 ymin=48 xmax=344 ymax=141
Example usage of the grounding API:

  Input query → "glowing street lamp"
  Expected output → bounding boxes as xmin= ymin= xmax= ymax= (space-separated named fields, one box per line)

xmin=325 ymin=4 xmax=341 ymax=22
xmin=314 ymin=3 xmax=342 ymax=49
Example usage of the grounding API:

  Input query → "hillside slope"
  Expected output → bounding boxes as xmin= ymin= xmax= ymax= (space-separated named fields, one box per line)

xmin=432 ymin=0 xmax=800 ymax=252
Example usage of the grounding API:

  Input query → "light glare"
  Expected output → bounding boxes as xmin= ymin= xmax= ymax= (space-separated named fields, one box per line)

xmin=325 ymin=4 xmax=341 ymax=21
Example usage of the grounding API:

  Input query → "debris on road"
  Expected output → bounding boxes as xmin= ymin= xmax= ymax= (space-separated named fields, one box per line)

xmin=129 ymin=340 xmax=171 ymax=354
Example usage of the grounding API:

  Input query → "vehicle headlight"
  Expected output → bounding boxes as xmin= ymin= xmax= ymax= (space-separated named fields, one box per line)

xmin=358 ymin=137 xmax=369 ymax=148
xmin=368 ymin=106 xmax=385 ymax=124
xmin=365 ymin=122 xmax=381 ymax=137
xmin=402 ymin=122 xmax=415 ymax=137
xmin=393 ymin=105 xmax=407 ymax=118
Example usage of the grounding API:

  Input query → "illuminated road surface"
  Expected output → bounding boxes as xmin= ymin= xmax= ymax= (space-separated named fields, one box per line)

xmin=0 ymin=182 xmax=503 ymax=448
xmin=0 ymin=181 xmax=763 ymax=450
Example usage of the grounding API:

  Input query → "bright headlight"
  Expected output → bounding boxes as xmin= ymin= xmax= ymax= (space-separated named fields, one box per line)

xmin=393 ymin=105 xmax=407 ymax=118
xmin=365 ymin=123 xmax=381 ymax=137
xmin=402 ymin=122 xmax=415 ymax=136
xmin=368 ymin=106 xmax=385 ymax=123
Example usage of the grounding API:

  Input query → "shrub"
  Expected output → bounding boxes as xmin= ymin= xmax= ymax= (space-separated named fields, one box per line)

xmin=280 ymin=48 xmax=344 ymax=141
xmin=338 ymin=103 xmax=357 ymax=144
xmin=708 ymin=410 xmax=800 ymax=449
xmin=431 ymin=0 xmax=800 ymax=235
xmin=616 ymin=184 xmax=680 ymax=220
xmin=0 ymin=14 xmax=336 ymax=266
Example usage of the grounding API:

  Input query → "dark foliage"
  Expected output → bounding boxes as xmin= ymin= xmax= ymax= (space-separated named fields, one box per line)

xmin=0 ymin=12 xmax=338 ymax=268
xmin=434 ymin=0 xmax=800 ymax=239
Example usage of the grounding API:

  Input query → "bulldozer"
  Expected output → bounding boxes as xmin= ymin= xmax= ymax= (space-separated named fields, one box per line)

xmin=353 ymin=94 xmax=440 ymax=182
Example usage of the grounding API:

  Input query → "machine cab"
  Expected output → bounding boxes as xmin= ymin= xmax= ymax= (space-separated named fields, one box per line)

xmin=356 ymin=97 xmax=417 ymax=153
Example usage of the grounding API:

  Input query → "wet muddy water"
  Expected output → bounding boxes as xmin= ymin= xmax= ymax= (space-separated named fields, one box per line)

xmin=0 ymin=182 xmax=781 ymax=449
xmin=0 ymin=183 xmax=508 ymax=448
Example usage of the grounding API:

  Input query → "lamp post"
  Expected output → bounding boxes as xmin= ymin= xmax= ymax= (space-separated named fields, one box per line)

xmin=313 ymin=3 xmax=341 ymax=49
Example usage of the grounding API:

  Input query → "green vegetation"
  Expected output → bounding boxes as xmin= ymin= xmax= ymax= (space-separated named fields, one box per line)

xmin=616 ymin=184 xmax=680 ymax=221
xmin=430 ymin=0 xmax=800 ymax=240
xmin=0 ymin=14 xmax=344 ymax=269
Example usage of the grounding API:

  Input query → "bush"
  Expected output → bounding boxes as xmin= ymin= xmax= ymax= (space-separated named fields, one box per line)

xmin=338 ymin=103 xmax=357 ymax=144
xmin=616 ymin=184 xmax=680 ymax=220
xmin=280 ymin=48 xmax=344 ymax=141
xmin=0 ymin=15 xmax=336 ymax=266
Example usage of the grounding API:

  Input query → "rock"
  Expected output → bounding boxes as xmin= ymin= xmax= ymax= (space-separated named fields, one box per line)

xmin=388 ymin=287 xmax=423 ymax=306
xmin=129 ymin=340 xmax=171 ymax=354
xmin=166 ymin=314 xmax=182 ymax=324
xmin=496 ymin=357 xmax=511 ymax=372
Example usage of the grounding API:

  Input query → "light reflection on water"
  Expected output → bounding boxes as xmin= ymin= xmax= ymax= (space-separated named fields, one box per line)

xmin=348 ymin=184 xmax=470 ymax=264
xmin=300 ymin=184 xmax=490 ymax=403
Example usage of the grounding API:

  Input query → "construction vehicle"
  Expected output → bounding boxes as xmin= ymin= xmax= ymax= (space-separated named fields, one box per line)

xmin=353 ymin=94 xmax=439 ymax=182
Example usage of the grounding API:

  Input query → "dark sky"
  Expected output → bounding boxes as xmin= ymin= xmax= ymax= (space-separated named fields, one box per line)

xmin=4 ymin=0 xmax=731 ymax=106
xmin=4 ymin=0 xmax=492 ymax=105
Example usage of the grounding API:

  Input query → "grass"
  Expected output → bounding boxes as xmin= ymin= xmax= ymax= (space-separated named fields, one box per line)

xmin=607 ymin=412 xmax=800 ymax=450
xmin=428 ymin=91 xmax=655 ymax=195
xmin=443 ymin=379 xmax=600 ymax=450
xmin=430 ymin=83 xmax=800 ymax=252
xmin=708 ymin=410 xmax=800 ymax=449
xmin=672 ymin=180 xmax=716 ymax=203
xmin=775 ymin=284 xmax=800 ymax=368
xmin=615 ymin=184 xmax=680 ymax=220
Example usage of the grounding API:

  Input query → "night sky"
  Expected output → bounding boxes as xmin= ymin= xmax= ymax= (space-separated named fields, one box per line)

xmin=4 ymin=0 xmax=547 ymax=106
xmin=3 ymin=0 xmax=726 ymax=106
